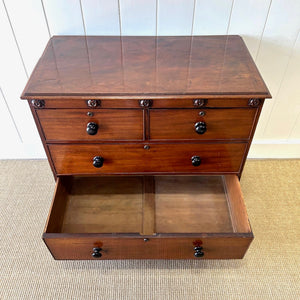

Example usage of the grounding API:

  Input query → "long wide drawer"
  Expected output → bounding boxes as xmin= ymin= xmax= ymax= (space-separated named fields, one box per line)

xmin=43 ymin=175 xmax=253 ymax=259
xmin=44 ymin=236 xmax=252 ymax=260
xmin=150 ymin=108 xmax=256 ymax=140
xmin=48 ymin=143 xmax=247 ymax=175
xmin=37 ymin=109 xmax=143 ymax=141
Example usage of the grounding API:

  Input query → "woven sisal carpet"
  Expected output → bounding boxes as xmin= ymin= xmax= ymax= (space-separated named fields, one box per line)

xmin=0 ymin=160 xmax=299 ymax=299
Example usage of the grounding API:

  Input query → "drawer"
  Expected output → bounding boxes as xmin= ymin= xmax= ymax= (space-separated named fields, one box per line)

xmin=37 ymin=109 xmax=143 ymax=141
xmin=48 ymin=143 xmax=247 ymax=175
xmin=30 ymin=98 xmax=259 ymax=109
xmin=43 ymin=175 xmax=253 ymax=259
xmin=150 ymin=108 xmax=257 ymax=140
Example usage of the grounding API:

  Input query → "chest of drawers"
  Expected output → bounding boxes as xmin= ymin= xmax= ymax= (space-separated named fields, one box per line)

xmin=21 ymin=36 xmax=270 ymax=260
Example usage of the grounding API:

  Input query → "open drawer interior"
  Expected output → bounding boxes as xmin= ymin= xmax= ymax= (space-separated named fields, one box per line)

xmin=45 ymin=175 xmax=251 ymax=236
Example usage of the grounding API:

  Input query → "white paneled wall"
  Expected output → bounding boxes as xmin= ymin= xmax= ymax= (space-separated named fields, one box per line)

xmin=0 ymin=0 xmax=299 ymax=159
xmin=193 ymin=0 xmax=233 ymax=35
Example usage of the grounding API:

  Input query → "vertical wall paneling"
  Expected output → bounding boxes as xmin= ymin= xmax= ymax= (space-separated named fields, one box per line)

xmin=290 ymin=115 xmax=300 ymax=139
xmin=81 ymin=0 xmax=120 ymax=35
xmin=254 ymin=0 xmax=300 ymax=139
xmin=264 ymin=31 xmax=300 ymax=139
xmin=157 ymin=0 xmax=194 ymax=35
xmin=42 ymin=0 xmax=85 ymax=35
xmin=120 ymin=0 xmax=156 ymax=35
xmin=193 ymin=0 xmax=233 ymax=35
xmin=0 ymin=2 xmax=43 ymax=156
xmin=3 ymin=0 xmax=50 ymax=75
xmin=0 ymin=87 xmax=23 ymax=158
xmin=227 ymin=0 xmax=271 ymax=58
xmin=0 ymin=87 xmax=21 ymax=142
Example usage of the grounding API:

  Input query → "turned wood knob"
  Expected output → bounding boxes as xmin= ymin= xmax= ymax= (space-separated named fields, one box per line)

xmin=92 ymin=247 xmax=102 ymax=258
xmin=93 ymin=156 xmax=104 ymax=168
xmin=193 ymin=99 xmax=207 ymax=107
xmin=194 ymin=246 xmax=204 ymax=258
xmin=87 ymin=99 xmax=100 ymax=108
xmin=139 ymin=99 xmax=152 ymax=107
xmin=195 ymin=122 xmax=207 ymax=134
xmin=194 ymin=251 xmax=204 ymax=258
xmin=248 ymin=98 xmax=260 ymax=107
xmin=31 ymin=99 xmax=45 ymax=108
xmin=191 ymin=156 xmax=201 ymax=167
xmin=86 ymin=122 xmax=98 ymax=135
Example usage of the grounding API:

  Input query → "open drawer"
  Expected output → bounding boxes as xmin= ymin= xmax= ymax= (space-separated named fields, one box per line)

xmin=43 ymin=175 xmax=253 ymax=259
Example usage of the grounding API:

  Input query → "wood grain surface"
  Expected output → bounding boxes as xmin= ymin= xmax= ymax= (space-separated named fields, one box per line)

xmin=150 ymin=108 xmax=257 ymax=140
xmin=38 ymin=109 xmax=143 ymax=141
xmin=155 ymin=176 xmax=233 ymax=233
xmin=48 ymin=143 xmax=247 ymax=175
xmin=21 ymin=36 xmax=271 ymax=99
xmin=223 ymin=175 xmax=252 ymax=233
xmin=43 ymin=236 xmax=253 ymax=260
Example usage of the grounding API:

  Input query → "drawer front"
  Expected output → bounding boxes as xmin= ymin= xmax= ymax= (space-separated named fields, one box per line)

xmin=31 ymin=98 xmax=258 ymax=109
xmin=150 ymin=108 xmax=256 ymax=140
xmin=44 ymin=236 xmax=253 ymax=260
xmin=49 ymin=143 xmax=246 ymax=174
xmin=37 ymin=109 xmax=143 ymax=141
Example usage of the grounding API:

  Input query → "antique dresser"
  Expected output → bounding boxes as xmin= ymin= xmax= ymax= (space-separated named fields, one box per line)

xmin=21 ymin=36 xmax=271 ymax=260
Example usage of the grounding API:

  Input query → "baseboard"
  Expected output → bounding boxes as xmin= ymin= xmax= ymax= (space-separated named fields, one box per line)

xmin=0 ymin=142 xmax=46 ymax=159
xmin=248 ymin=140 xmax=300 ymax=159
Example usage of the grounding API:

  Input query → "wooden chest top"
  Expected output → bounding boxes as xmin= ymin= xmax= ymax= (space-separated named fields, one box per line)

xmin=21 ymin=35 xmax=271 ymax=99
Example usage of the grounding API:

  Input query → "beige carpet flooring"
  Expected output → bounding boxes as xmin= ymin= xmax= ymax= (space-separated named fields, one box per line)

xmin=0 ymin=159 xmax=299 ymax=299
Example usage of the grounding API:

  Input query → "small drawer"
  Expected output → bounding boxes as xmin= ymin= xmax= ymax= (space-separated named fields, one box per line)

xmin=151 ymin=98 xmax=260 ymax=108
xmin=43 ymin=175 xmax=253 ymax=259
xmin=150 ymin=108 xmax=257 ymax=140
xmin=37 ymin=109 xmax=143 ymax=141
xmin=33 ymin=99 xmax=142 ymax=109
xmin=30 ymin=98 xmax=261 ymax=109
xmin=48 ymin=143 xmax=247 ymax=175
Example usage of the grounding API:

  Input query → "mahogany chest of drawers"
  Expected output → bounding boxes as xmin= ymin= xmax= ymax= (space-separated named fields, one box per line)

xmin=21 ymin=36 xmax=271 ymax=260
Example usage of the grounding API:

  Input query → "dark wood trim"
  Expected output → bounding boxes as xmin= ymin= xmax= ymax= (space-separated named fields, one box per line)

xmin=238 ymin=99 xmax=265 ymax=178
xmin=54 ymin=171 xmax=241 ymax=176
xmin=28 ymin=101 xmax=57 ymax=179
xmin=21 ymin=93 xmax=271 ymax=100
xmin=43 ymin=232 xmax=254 ymax=239
xmin=44 ymin=138 xmax=251 ymax=144
xmin=45 ymin=140 xmax=249 ymax=145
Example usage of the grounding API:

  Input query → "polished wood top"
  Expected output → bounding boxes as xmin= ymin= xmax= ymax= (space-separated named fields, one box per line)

xmin=21 ymin=35 xmax=271 ymax=99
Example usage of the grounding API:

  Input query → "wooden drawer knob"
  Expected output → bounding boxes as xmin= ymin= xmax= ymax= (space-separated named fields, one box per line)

xmin=31 ymin=99 xmax=45 ymax=108
xmin=191 ymin=156 xmax=201 ymax=167
xmin=93 ymin=156 xmax=104 ymax=168
xmin=87 ymin=99 xmax=100 ymax=108
xmin=193 ymin=99 xmax=207 ymax=107
xmin=248 ymin=98 xmax=260 ymax=107
xmin=86 ymin=122 xmax=98 ymax=135
xmin=139 ymin=99 xmax=152 ymax=107
xmin=194 ymin=121 xmax=207 ymax=134
xmin=92 ymin=247 xmax=102 ymax=258
xmin=194 ymin=246 xmax=204 ymax=258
